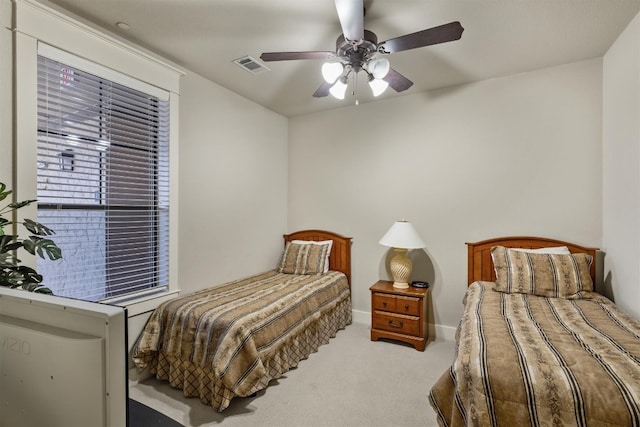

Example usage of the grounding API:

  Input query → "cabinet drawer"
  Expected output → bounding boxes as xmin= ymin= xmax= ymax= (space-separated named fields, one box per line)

xmin=372 ymin=292 xmax=396 ymax=312
xmin=373 ymin=311 xmax=420 ymax=336
xmin=395 ymin=295 xmax=420 ymax=316
xmin=372 ymin=293 xmax=421 ymax=316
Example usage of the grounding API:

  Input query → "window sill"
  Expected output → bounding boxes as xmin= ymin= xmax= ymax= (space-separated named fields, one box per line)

xmin=103 ymin=289 xmax=180 ymax=317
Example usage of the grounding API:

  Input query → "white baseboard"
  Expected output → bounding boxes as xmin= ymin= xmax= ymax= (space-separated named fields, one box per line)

xmin=433 ymin=324 xmax=457 ymax=341
xmin=129 ymin=364 xmax=153 ymax=386
xmin=352 ymin=309 xmax=457 ymax=342
xmin=352 ymin=309 xmax=370 ymax=325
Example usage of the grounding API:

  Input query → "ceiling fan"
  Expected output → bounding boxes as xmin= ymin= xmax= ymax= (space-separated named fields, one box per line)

xmin=259 ymin=0 xmax=464 ymax=100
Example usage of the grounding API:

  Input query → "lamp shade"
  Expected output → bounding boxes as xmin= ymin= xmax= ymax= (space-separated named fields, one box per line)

xmin=379 ymin=220 xmax=426 ymax=249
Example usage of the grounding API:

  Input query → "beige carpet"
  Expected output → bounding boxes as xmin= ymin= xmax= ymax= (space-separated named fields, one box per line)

xmin=129 ymin=321 xmax=456 ymax=427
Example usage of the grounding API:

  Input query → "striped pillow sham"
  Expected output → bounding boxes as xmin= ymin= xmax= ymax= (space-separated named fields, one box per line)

xmin=277 ymin=241 xmax=331 ymax=275
xmin=292 ymin=240 xmax=333 ymax=273
xmin=490 ymin=246 xmax=593 ymax=299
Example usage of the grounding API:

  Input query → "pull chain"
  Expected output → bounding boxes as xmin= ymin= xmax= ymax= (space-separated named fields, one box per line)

xmin=353 ymin=72 xmax=359 ymax=105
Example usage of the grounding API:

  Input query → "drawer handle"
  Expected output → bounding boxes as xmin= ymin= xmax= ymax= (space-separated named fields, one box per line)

xmin=388 ymin=320 xmax=403 ymax=328
xmin=404 ymin=304 xmax=409 ymax=311
xmin=382 ymin=301 xmax=387 ymax=307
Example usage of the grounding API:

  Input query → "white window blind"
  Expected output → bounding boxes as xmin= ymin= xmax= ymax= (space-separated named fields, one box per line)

xmin=36 ymin=54 xmax=170 ymax=302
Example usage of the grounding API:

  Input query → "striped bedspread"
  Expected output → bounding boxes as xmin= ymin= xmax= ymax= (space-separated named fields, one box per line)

xmin=429 ymin=281 xmax=640 ymax=427
xmin=133 ymin=270 xmax=351 ymax=411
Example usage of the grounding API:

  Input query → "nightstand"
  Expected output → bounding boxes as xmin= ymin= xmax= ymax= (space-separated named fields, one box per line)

xmin=370 ymin=280 xmax=429 ymax=351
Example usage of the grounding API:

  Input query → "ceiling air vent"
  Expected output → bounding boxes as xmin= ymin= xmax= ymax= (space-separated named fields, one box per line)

xmin=233 ymin=56 xmax=270 ymax=75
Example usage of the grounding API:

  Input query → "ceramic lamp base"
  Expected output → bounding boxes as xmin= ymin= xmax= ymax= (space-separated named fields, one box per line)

xmin=392 ymin=281 xmax=410 ymax=289
xmin=390 ymin=248 xmax=412 ymax=289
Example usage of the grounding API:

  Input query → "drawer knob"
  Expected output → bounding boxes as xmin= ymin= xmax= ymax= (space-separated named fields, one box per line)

xmin=404 ymin=304 xmax=409 ymax=311
xmin=388 ymin=320 xmax=403 ymax=328
xmin=382 ymin=301 xmax=387 ymax=307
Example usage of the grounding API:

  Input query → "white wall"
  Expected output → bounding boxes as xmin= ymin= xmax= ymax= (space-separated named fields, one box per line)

xmin=289 ymin=59 xmax=603 ymax=335
xmin=1 ymin=0 xmax=12 ymax=186
xmin=603 ymin=12 xmax=640 ymax=320
xmin=177 ymin=71 xmax=288 ymax=296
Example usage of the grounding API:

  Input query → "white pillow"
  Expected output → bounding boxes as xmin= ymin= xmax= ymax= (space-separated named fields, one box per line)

xmin=292 ymin=240 xmax=333 ymax=273
xmin=510 ymin=246 xmax=571 ymax=254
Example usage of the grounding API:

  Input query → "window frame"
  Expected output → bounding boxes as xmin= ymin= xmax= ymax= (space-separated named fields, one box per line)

xmin=14 ymin=0 xmax=183 ymax=313
xmin=36 ymin=55 xmax=170 ymax=301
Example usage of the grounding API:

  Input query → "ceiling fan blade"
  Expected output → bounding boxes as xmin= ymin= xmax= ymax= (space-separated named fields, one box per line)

xmin=383 ymin=68 xmax=413 ymax=92
xmin=313 ymin=81 xmax=333 ymax=98
xmin=260 ymin=51 xmax=336 ymax=62
xmin=335 ymin=0 xmax=364 ymax=42
xmin=378 ymin=21 xmax=464 ymax=54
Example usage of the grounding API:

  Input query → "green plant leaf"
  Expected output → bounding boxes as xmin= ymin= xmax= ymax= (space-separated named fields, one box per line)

xmin=22 ymin=237 xmax=35 ymax=255
xmin=8 ymin=199 xmax=37 ymax=210
xmin=0 ymin=182 xmax=60 ymax=295
xmin=33 ymin=285 xmax=53 ymax=294
xmin=20 ymin=267 xmax=43 ymax=284
xmin=0 ymin=235 xmax=21 ymax=254
xmin=15 ymin=264 xmax=38 ymax=275
xmin=0 ymin=217 xmax=10 ymax=228
xmin=0 ymin=235 xmax=11 ymax=253
xmin=25 ymin=237 xmax=62 ymax=260
xmin=1 ymin=269 xmax=28 ymax=288
xmin=0 ymin=183 xmax=10 ymax=202
xmin=22 ymin=218 xmax=56 ymax=236
xmin=0 ymin=266 xmax=45 ymax=290
xmin=0 ymin=252 xmax=18 ymax=267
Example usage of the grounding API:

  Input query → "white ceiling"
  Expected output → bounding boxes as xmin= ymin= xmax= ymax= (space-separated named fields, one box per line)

xmin=42 ymin=0 xmax=640 ymax=117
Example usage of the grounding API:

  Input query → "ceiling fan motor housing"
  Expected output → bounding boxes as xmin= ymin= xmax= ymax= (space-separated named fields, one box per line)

xmin=336 ymin=29 xmax=379 ymax=72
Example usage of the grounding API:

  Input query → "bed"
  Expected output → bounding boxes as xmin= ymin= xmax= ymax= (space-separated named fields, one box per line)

xmin=429 ymin=236 xmax=640 ymax=427
xmin=132 ymin=229 xmax=352 ymax=412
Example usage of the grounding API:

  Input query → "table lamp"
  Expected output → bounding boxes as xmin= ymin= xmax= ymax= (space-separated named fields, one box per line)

xmin=379 ymin=220 xmax=426 ymax=288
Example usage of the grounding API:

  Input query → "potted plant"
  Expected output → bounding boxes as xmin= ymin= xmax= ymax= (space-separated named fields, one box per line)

xmin=0 ymin=182 xmax=62 ymax=294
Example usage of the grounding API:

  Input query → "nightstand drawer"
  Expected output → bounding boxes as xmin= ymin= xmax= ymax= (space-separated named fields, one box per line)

xmin=373 ymin=311 xmax=420 ymax=336
xmin=372 ymin=293 xmax=421 ymax=316
xmin=372 ymin=292 xmax=397 ymax=312
xmin=395 ymin=295 xmax=420 ymax=316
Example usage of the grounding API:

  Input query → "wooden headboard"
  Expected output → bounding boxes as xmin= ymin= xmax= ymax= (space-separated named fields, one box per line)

xmin=283 ymin=230 xmax=353 ymax=287
xmin=467 ymin=236 xmax=598 ymax=285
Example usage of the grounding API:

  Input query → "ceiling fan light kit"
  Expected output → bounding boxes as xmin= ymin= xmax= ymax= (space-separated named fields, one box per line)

xmin=322 ymin=62 xmax=345 ymax=84
xmin=260 ymin=0 xmax=464 ymax=103
xmin=368 ymin=58 xmax=390 ymax=80
xmin=329 ymin=77 xmax=349 ymax=100
xmin=368 ymin=77 xmax=389 ymax=97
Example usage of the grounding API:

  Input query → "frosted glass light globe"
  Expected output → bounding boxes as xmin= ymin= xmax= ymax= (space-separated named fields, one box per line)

xmin=369 ymin=78 xmax=389 ymax=97
xmin=321 ymin=62 xmax=344 ymax=84
xmin=329 ymin=79 xmax=348 ymax=100
xmin=368 ymin=58 xmax=390 ymax=79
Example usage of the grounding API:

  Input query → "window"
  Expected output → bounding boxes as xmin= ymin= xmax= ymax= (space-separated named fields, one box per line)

xmin=36 ymin=54 xmax=170 ymax=302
